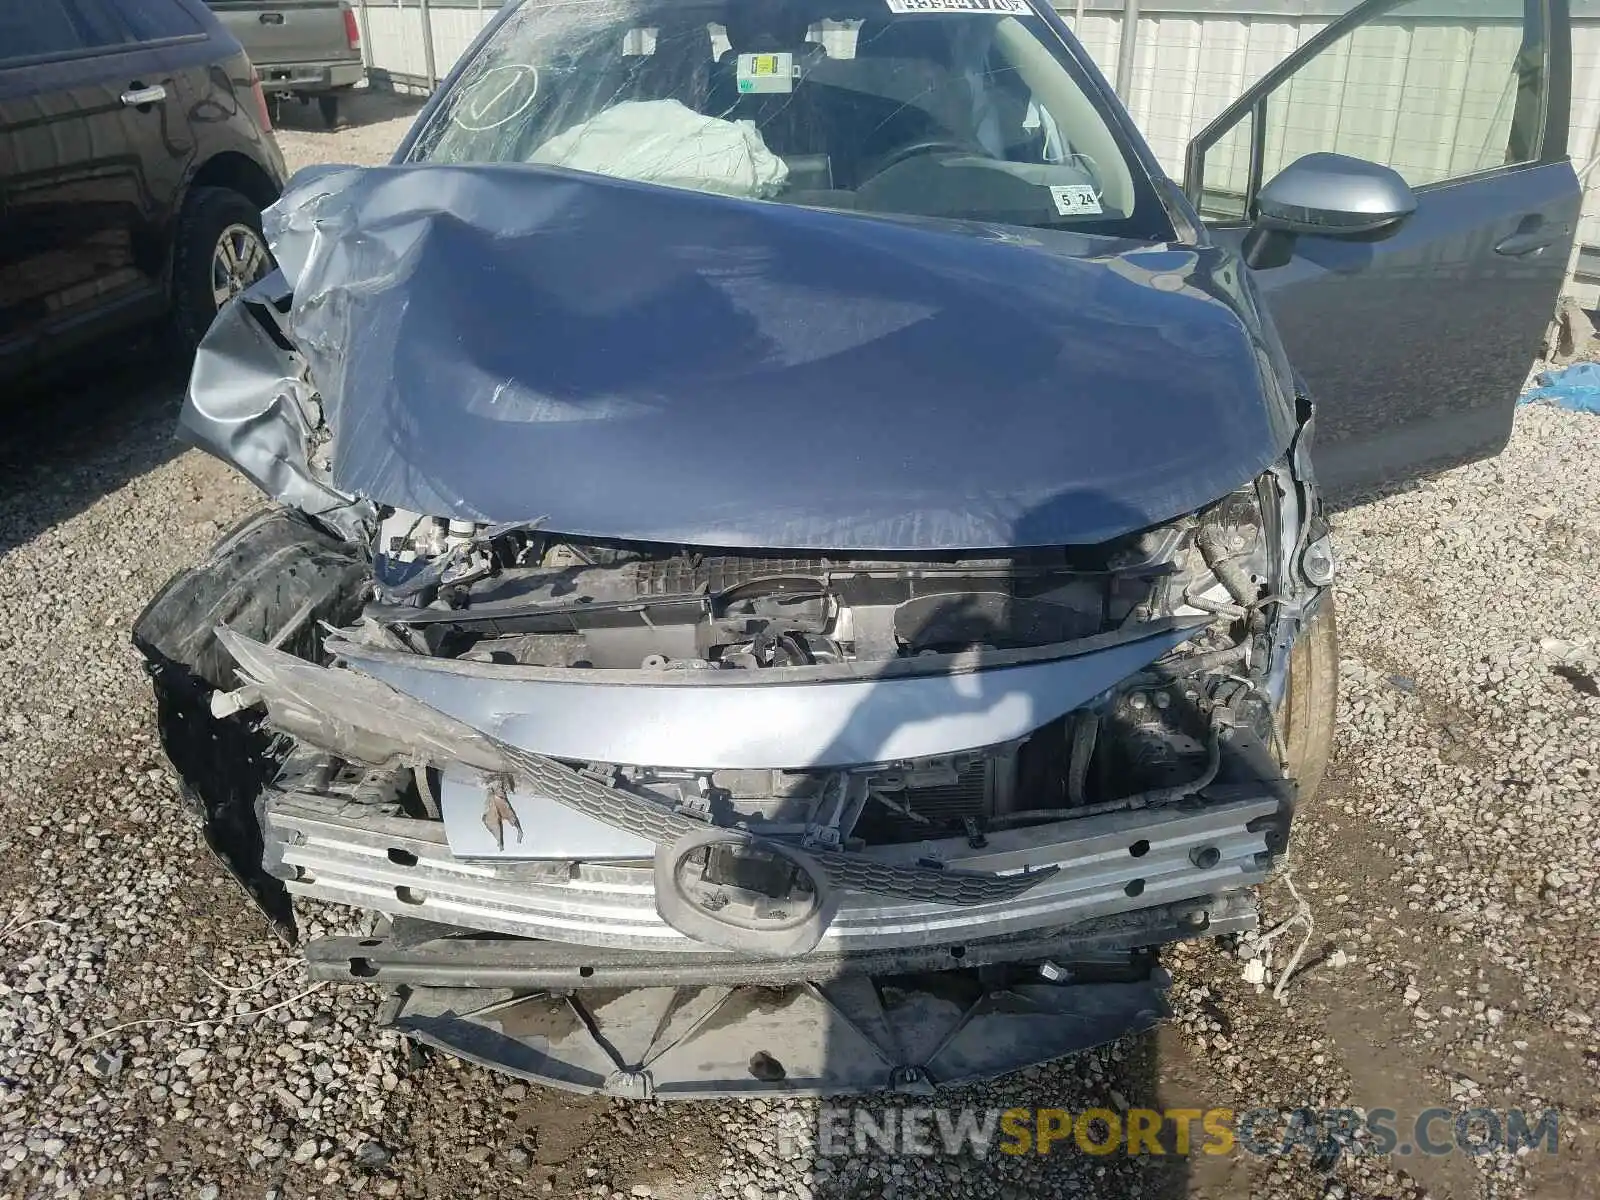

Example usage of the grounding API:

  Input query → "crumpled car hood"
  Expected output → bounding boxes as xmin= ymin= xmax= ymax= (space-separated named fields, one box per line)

xmin=186 ymin=162 xmax=1293 ymax=549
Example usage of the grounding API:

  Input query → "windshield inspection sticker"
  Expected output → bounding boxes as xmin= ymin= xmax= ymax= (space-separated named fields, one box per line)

xmin=884 ymin=0 xmax=1033 ymax=14
xmin=1049 ymin=184 xmax=1103 ymax=216
xmin=737 ymin=52 xmax=795 ymax=93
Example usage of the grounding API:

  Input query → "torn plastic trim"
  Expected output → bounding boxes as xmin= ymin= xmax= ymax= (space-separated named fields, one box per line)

xmin=131 ymin=506 xmax=375 ymax=940
xmin=320 ymin=620 xmax=1205 ymax=770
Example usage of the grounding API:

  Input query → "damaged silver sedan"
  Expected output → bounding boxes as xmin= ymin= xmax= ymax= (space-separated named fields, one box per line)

xmin=134 ymin=0 xmax=1574 ymax=1096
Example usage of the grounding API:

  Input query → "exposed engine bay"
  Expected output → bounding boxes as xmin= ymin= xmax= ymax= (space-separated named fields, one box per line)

xmin=356 ymin=486 xmax=1287 ymax=849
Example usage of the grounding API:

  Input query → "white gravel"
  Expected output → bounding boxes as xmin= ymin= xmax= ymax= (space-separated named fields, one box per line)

xmin=270 ymin=89 xmax=424 ymax=177
xmin=0 ymin=103 xmax=1595 ymax=1198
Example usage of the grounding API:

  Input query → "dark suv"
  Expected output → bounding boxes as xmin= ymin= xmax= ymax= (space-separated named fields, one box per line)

xmin=0 ymin=0 xmax=286 ymax=381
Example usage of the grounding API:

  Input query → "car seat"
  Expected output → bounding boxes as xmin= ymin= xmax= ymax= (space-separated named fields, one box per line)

xmin=620 ymin=21 xmax=715 ymax=110
xmin=706 ymin=18 xmax=831 ymax=165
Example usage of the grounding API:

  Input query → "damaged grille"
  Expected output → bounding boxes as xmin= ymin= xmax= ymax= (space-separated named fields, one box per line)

xmin=632 ymin=555 xmax=833 ymax=596
xmin=489 ymin=743 xmax=1058 ymax=906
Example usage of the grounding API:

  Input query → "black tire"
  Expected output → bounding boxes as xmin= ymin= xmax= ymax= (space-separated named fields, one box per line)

xmin=318 ymin=92 xmax=340 ymax=128
xmin=169 ymin=185 xmax=272 ymax=353
xmin=1282 ymin=600 xmax=1339 ymax=804
xmin=133 ymin=507 xmax=370 ymax=940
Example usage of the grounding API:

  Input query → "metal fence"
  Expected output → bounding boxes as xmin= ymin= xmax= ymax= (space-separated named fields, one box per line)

xmin=350 ymin=0 xmax=1600 ymax=303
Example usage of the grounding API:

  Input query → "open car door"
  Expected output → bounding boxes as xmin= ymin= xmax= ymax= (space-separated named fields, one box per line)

xmin=1183 ymin=0 xmax=1578 ymax=496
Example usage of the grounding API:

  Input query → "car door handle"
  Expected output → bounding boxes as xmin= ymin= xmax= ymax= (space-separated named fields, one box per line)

xmin=1494 ymin=218 xmax=1560 ymax=258
xmin=259 ymin=11 xmax=285 ymax=22
xmin=120 ymin=84 xmax=167 ymax=108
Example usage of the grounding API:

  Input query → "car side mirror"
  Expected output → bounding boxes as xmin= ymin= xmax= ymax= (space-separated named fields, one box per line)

xmin=1242 ymin=152 xmax=1418 ymax=269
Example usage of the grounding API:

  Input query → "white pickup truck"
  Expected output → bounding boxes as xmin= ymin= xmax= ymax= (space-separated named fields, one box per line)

xmin=208 ymin=1 xmax=365 ymax=127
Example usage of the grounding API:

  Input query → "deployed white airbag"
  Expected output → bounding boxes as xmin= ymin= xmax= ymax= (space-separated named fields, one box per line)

xmin=527 ymin=99 xmax=789 ymax=198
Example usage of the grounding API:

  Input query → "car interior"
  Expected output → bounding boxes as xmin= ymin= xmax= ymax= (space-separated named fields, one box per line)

xmin=414 ymin=0 xmax=1154 ymax=235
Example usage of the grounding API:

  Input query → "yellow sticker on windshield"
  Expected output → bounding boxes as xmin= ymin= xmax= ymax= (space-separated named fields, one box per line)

xmin=737 ymin=51 xmax=795 ymax=93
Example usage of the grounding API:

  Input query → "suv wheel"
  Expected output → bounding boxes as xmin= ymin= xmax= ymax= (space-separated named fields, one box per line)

xmin=171 ymin=186 xmax=273 ymax=351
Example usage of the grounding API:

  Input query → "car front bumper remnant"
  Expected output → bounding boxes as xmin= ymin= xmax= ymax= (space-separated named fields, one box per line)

xmin=211 ymin=621 xmax=1290 ymax=1096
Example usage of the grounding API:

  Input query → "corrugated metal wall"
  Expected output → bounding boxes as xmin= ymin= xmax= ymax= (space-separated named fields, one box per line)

xmin=352 ymin=0 xmax=1600 ymax=301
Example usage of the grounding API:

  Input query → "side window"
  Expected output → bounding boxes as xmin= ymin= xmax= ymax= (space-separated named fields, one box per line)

xmin=1188 ymin=0 xmax=1547 ymax=221
xmin=65 ymin=0 xmax=132 ymax=46
xmin=1193 ymin=109 xmax=1256 ymax=222
xmin=113 ymin=0 xmax=206 ymax=41
xmin=0 ymin=0 xmax=123 ymax=64
xmin=983 ymin=56 xmax=1072 ymax=164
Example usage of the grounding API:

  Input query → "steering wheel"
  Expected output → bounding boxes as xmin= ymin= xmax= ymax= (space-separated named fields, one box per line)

xmin=866 ymin=137 xmax=983 ymax=180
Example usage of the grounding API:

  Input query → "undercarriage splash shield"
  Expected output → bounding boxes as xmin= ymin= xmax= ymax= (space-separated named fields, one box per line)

xmin=381 ymin=974 xmax=1170 ymax=1098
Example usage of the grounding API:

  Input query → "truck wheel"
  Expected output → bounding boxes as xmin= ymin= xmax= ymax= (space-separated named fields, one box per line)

xmin=1281 ymin=600 xmax=1339 ymax=804
xmin=318 ymin=93 xmax=340 ymax=128
xmin=170 ymin=186 xmax=272 ymax=352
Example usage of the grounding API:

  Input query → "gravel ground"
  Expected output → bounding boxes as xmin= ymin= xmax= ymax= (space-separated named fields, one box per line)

xmin=1 ymin=98 xmax=1596 ymax=1200
xmin=270 ymin=91 xmax=423 ymax=175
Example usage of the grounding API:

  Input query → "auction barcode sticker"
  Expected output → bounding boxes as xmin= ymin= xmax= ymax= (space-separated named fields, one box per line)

xmin=885 ymin=0 xmax=1033 ymax=14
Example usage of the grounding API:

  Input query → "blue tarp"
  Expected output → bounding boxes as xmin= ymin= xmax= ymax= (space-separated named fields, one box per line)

xmin=1520 ymin=362 xmax=1600 ymax=413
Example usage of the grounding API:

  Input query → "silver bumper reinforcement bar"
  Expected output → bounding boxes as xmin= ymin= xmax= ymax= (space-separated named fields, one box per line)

xmin=265 ymin=787 xmax=1277 ymax=952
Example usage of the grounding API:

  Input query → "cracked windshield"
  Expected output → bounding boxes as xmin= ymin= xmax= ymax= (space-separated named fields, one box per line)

xmin=407 ymin=0 xmax=1166 ymax=238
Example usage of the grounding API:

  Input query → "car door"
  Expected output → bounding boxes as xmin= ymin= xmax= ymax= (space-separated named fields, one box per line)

xmin=1181 ymin=0 xmax=1578 ymax=496
xmin=102 ymin=0 xmax=207 ymax=236
xmin=0 ymin=0 xmax=183 ymax=372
